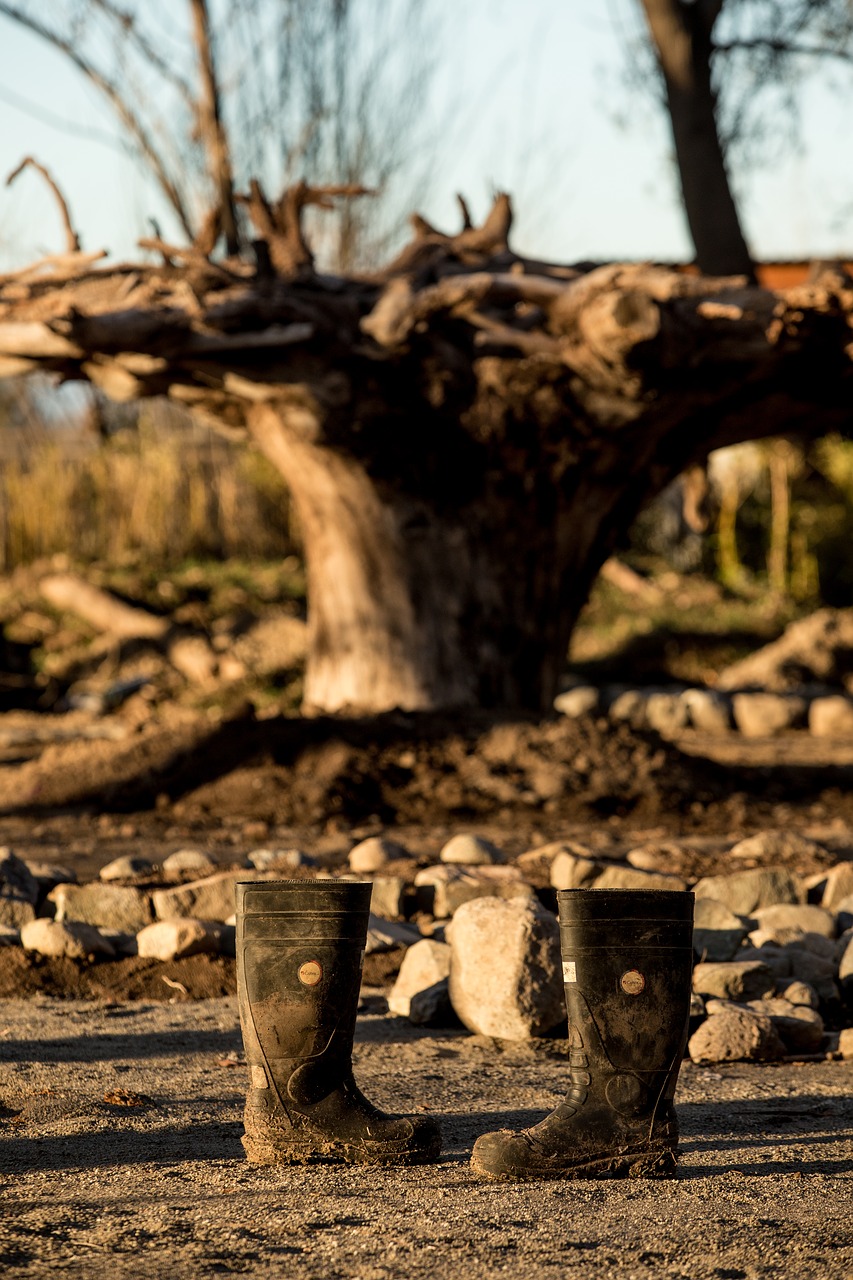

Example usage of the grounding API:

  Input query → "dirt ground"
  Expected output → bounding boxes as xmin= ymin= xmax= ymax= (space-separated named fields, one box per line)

xmin=1 ymin=997 xmax=851 ymax=1280
xmin=3 ymin=672 xmax=853 ymax=1273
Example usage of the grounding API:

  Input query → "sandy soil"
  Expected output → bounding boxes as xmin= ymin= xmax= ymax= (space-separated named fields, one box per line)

xmin=1 ymin=997 xmax=851 ymax=1280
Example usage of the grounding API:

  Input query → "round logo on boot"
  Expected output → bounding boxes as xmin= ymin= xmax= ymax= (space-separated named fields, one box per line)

xmin=620 ymin=969 xmax=645 ymax=995
xmin=298 ymin=960 xmax=323 ymax=986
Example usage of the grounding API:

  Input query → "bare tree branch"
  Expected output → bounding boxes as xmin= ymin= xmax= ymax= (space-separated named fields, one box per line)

xmin=6 ymin=156 xmax=80 ymax=253
xmin=188 ymin=0 xmax=239 ymax=255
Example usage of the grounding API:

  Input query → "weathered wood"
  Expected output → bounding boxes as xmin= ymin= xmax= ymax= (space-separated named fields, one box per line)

xmin=2 ymin=184 xmax=853 ymax=712
xmin=39 ymin=574 xmax=170 ymax=641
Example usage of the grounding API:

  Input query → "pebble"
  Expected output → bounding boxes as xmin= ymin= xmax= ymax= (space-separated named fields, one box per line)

xmin=439 ymin=834 xmax=505 ymax=866
xmin=692 ymin=960 xmax=776 ymax=1002
xmin=369 ymin=876 xmax=407 ymax=920
xmin=688 ymin=1003 xmax=785 ymax=1064
xmin=808 ymin=695 xmax=853 ymax=737
xmin=99 ymin=855 xmax=155 ymax=882
xmin=136 ymin=919 xmax=222 ymax=962
xmin=691 ymin=867 xmax=804 ymax=915
xmin=414 ymin=865 xmax=532 ymax=918
xmin=20 ymin=918 xmax=116 ymax=960
xmin=679 ymin=688 xmax=733 ymax=735
xmin=49 ymin=882 xmax=153 ymax=934
xmin=161 ymin=849 xmax=219 ymax=877
xmin=549 ymin=850 xmax=601 ymax=891
xmin=820 ymin=862 xmax=853 ymax=911
xmin=388 ymin=939 xmax=453 ymax=1025
xmin=728 ymin=830 xmax=828 ymax=865
xmin=692 ymin=898 xmax=749 ymax=962
xmin=348 ymin=837 xmax=409 ymax=873
xmin=0 ymin=848 xmax=40 ymax=928
xmin=248 ymin=848 xmax=314 ymax=871
xmin=732 ymin=692 xmax=807 ymax=737
xmin=778 ymin=980 xmax=821 ymax=1008
xmin=553 ymin=686 xmax=599 ymax=718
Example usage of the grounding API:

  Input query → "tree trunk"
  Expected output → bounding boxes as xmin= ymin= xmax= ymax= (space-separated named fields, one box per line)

xmin=246 ymin=398 xmax=689 ymax=714
xmin=641 ymin=0 xmax=755 ymax=279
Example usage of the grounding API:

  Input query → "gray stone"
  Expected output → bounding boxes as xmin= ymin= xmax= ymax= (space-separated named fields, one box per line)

xmin=729 ymin=830 xmax=827 ymax=866
xmin=365 ymin=915 xmax=422 ymax=954
xmin=680 ymin=688 xmax=733 ymax=735
xmin=161 ymin=849 xmax=219 ymax=878
xmin=388 ymin=939 xmax=453 ymax=1025
xmin=692 ymin=960 xmax=776 ymax=1002
xmin=591 ymin=865 xmax=687 ymax=892
xmin=839 ymin=1028 xmax=853 ymax=1059
xmin=348 ymin=836 xmax=409 ymax=873
xmin=99 ymin=855 xmax=155 ymax=882
xmin=626 ymin=842 xmax=687 ymax=873
xmin=808 ymin=695 xmax=853 ymax=737
xmin=23 ymin=861 xmax=77 ymax=891
xmin=439 ymin=834 xmax=505 ymax=866
xmin=691 ymin=868 xmax=804 ymax=915
xmin=749 ymin=929 xmax=836 ymax=961
xmin=608 ymin=689 xmax=646 ymax=726
xmin=688 ymin=1005 xmax=785 ymax=1064
xmin=732 ymin=693 xmax=807 ymax=737
xmin=136 ymin=919 xmax=222 ymax=961
xmin=152 ymin=870 xmax=257 ymax=922
xmin=518 ymin=840 xmax=598 ymax=874
xmin=777 ymin=980 xmax=820 ymax=1009
xmin=247 ymin=847 xmax=314 ymax=871
xmin=0 ymin=848 xmax=39 ymax=928
xmin=737 ymin=945 xmax=794 ymax=981
xmin=744 ymin=998 xmax=824 ymax=1054
xmin=553 ymin=686 xmax=600 ymax=718
xmin=834 ymin=893 xmax=853 ymax=931
xmin=549 ymin=850 xmax=602 ymax=891
xmin=692 ymin=898 xmax=749 ymax=962
xmin=820 ymin=862 xmax=853 ymax=910
xmin=414 ymin=865 xmax=533 ymax=918
xmin=750 ymin=903 xmax=836 ymax=940
xmin=783 ymin=950 xmax=839 ymax=1003
xmin=50 ymin=882 xmax=153 ymax=934
xmin=20 ymin=918 xmax=116 ymax=960
xmin=369 ymin=876 xmax=407 ymax=920
xmin=644 ymin=691 xmax=689 ymax=736
xmin=448 ymin=898 xmax=565 ymax=1040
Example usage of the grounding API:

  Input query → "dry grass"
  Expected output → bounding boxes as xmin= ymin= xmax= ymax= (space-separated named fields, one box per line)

xmin=0 ymin=409 xmax=296 ymax=570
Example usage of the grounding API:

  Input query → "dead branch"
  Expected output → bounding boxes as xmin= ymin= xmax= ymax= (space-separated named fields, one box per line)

xmin=6 ymin=157 xmax=80 ymax=253
xmin=39 ymin=574 xmax=170 ymax=641
xmin=238 ymin=179 xmax=375 ymax=278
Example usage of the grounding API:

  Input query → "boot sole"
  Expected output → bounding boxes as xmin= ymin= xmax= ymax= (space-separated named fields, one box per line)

xmin=470 ymin=1144 xmax=678 ymax=1183
xmin=243 ymin=1133 xmax=441 ymax=1167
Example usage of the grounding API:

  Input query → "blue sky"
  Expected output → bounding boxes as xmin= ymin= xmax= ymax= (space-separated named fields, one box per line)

xmin=0 ymin=0 xmax=851 ymax=270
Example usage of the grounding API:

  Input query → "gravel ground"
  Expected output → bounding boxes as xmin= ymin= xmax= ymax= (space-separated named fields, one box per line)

xmin=1 ymin=998 xmax=852 ymax=1279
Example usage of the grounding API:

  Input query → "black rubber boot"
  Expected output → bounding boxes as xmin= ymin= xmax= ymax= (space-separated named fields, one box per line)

xmin=471 ymin=888 xmax=694 ymax=1181
xmin=235 ymin=879 xmax=441 ymax=1165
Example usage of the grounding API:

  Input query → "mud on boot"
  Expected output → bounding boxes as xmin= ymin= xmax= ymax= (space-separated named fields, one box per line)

xmin=236 ymin=880 xmax=441 ymax=1166
xmin=471 ymin=888 xmax=694 ymax=1182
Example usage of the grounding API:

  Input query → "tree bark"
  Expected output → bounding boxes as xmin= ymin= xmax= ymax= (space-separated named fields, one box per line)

xmin=641 ymin=0 xmax=755 ymax=279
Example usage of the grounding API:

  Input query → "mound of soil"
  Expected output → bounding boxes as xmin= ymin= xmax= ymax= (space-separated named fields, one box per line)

xmin=0 ymin=946 xmax=402 ymax=1004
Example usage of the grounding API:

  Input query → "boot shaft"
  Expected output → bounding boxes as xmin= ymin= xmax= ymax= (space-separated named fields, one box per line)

xmin=236 ymin=880 xmax=371 ymax=1103
xmin=557 ymin=889 xmax=694 ymax=1078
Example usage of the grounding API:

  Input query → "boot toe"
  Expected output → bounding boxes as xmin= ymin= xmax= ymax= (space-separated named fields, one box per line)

xmin=471 ymin=1129 xmax=538 ymax=1181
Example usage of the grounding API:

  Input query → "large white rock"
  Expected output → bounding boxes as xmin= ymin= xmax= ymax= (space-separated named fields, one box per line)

xmin=161 ymin=849 xmax=219 ymax=878
xmin=744 ymin=998 xmax=824 ymax=1053
xmin=136 ymin=919 xmax=222 ymax=961
xmin=20 ymin=918 xmax=116 ymax=960
xmin=549 ymin=850 xmax=601 ymax=891
xmin=388 ymin=939 xmax=452 ymax=1025
xmin=553 ymin=686 xmax=599 ymax=718
xmin=448 ymin=897 xmax=564 ymax=1040
xmin=590 ymin=865 xmax=687 ymax=892
xmin=99 ymin=855 xmax=154 ymax=882
xmin=750 ymin=903 xmax=836 ymax=939
xmin=820 ymin=862 xmax=853 ymax=910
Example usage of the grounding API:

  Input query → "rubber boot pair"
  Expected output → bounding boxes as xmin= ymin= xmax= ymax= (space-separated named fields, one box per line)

xmin=235 ymin=881 xmax=693 ymax=1177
